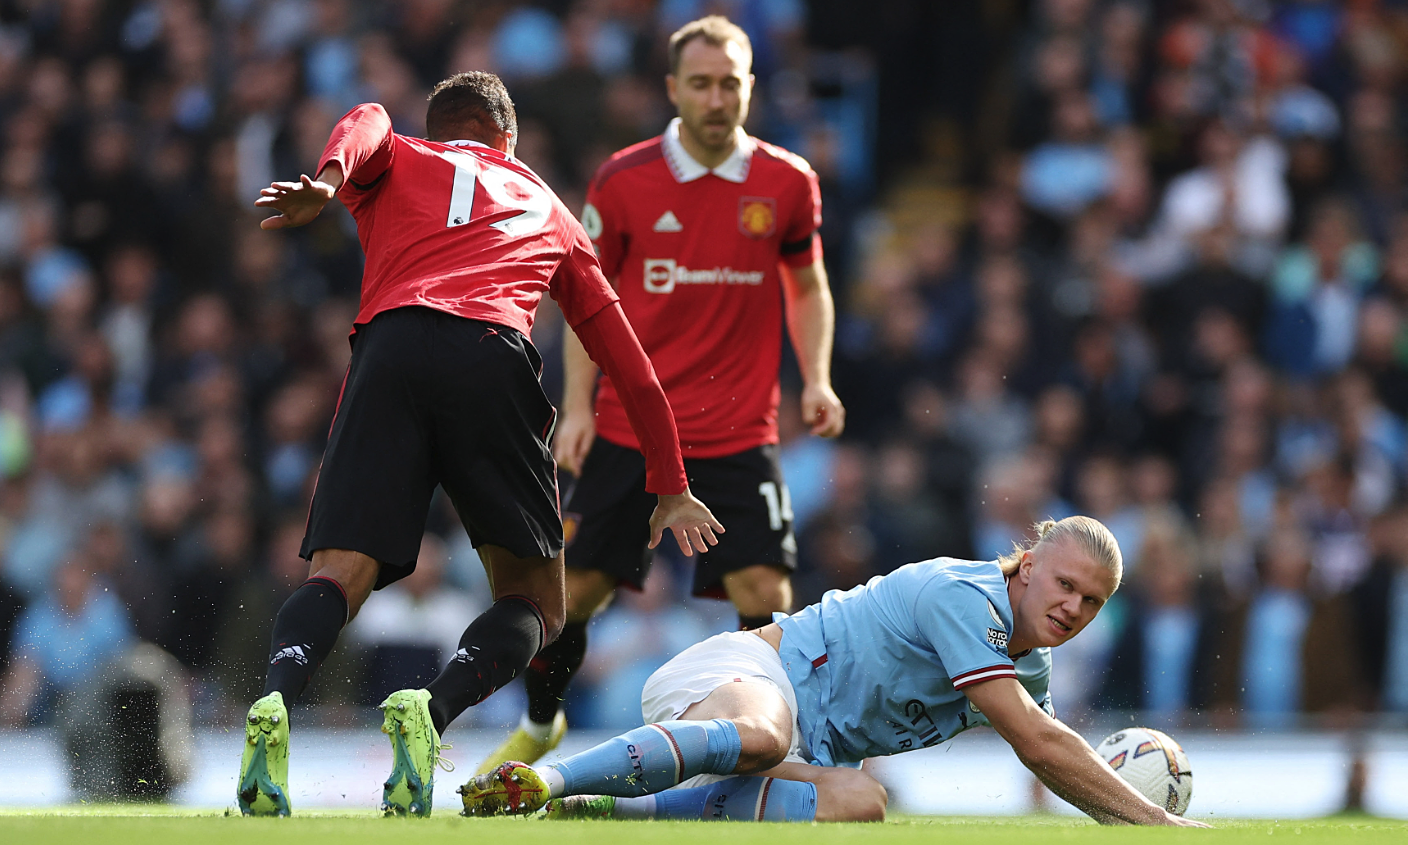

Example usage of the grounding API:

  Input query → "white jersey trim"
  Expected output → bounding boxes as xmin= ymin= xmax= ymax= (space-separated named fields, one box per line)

xmin=648 ymin=723 xmax=686 ymax=784
xmin=662 ymin=118 xmax=754 ymax=184
xmin=951 ymin=665 xmax=1018 ymax=689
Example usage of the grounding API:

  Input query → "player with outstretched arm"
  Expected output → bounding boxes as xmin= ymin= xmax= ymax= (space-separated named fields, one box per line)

xmin=462 ymin=516 xmax=1210 ymax=826
xmin=237 ymin=72 xmax=722 ymax=818
xmin=479 ymin=14 xmax=844 ymax=776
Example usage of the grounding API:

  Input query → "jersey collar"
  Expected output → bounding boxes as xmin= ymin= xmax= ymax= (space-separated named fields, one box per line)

xmin=662 ymin=117 xmax=754 ymax=184
xmin=442 ymin=139 xmax=517 ymax=160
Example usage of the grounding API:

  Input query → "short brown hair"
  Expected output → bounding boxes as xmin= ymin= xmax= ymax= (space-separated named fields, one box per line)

xmin=667 ymin=15 xmax=753 ymax=75
xmin=426 ymin=71 xmax=517 ymax=143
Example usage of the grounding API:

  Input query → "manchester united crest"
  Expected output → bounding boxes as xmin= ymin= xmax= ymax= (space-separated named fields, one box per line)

xmin=738 ymin=197 xmax=776 ymax=239
xmin=562 ymin=512 xmax=581 ymax=547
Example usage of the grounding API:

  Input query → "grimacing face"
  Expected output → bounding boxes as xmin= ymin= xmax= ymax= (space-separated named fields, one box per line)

xmin=1012 ymin=538 xmax=1118 ymax=650
xmin=667 ymin=37 xmax=753 ymax=153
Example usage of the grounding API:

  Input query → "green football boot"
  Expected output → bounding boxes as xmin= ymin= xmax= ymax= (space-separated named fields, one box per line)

xmin=544 ymin=794 xmax=616 ymax=820
xmin=238 ymin=691 xmax=291 ymax=817
xmin=380 ymin=688 xmax=451 ymax=817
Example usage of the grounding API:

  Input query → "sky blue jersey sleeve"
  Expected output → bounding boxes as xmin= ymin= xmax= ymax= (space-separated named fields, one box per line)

xmin=910 ymin=575 xmax=1018 ymax=691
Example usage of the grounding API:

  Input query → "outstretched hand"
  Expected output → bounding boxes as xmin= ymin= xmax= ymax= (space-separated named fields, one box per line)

xmin=649 ymin=488 xmax=725 ymax=557
xmin=255 ymin=174 xmax=337 ymax=229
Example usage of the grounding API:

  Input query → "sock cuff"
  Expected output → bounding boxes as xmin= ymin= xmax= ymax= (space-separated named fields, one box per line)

xmin=706 ymin=718 xmax=743 ymax=774
xmin=496 ymin=594 xmax=547 ymax=649
xmin=304 ymin=576 xmax=350 ymax=626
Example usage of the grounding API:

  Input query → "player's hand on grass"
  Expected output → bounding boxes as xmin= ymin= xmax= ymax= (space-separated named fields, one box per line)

xmin=801 ymin=381 xmax=845 ymax=437
xmin=256 ymin=174 xmax=337 ymax=229
xmin=552 ymin=411 xmax=596 ymax=475
xmin=1164 ymin=813 xmax=1210 ymax=828
xmin=649 ymin=488 xmax=724 ymax=557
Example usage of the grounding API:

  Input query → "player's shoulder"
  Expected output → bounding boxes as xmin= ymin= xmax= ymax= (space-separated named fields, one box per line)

xmin=899 ymin=556 xmax=1003 ymax=584
xmin=750 ymin=137 xmax=816 ymax=180
xmin=591 ymin=136 xmax=666 ymax=191
xmin=899 ymin=558 xmax=1008 ymax=605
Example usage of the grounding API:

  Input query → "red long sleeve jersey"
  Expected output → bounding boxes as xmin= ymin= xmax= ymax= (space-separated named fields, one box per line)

xmin=584 ymin=126 xmax=823 ymax=458
xmin=317 ymin=104 xmax=685 ymax=492
xmin=320 ymin=104 xmax=613 ymax=337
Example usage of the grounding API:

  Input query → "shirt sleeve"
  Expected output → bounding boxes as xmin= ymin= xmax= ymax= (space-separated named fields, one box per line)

xmin=550 ymin=223 xmax=620 ymax=327
xmin=779 ymin=166 xmax=823 ymax=269
xmin=582 ymin=170 xmax=626 ymax=280
xmin=572 ymin=302 xmax=687 ymax=495
xmin=912 ymin=577 xmax=1016 ymax=690
xmin=318 ymin=103 xmax=396 ymax=206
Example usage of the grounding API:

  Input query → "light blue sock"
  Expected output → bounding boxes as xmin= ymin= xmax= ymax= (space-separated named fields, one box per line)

xmin=550 ymin=719 xmax=742 ymax=797
xmin=654 ymin=776 xmax=818 ymax=821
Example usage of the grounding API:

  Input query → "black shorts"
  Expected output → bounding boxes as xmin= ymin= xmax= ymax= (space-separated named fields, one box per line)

xmin=562 ymin=439 xmax=796 ymax=598
xmin=302 ymin=307 xmax=561 ymax=589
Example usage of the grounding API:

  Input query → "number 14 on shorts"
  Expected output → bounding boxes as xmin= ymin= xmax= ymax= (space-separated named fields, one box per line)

xmin=759 ymin=481 xmax=793 ymax=531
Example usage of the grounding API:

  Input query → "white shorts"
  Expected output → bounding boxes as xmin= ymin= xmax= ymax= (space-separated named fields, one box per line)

xmin=640 ymin=629 xmax=806 ymax=788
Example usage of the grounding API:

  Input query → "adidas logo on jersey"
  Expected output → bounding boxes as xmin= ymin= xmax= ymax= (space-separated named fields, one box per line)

xmin=652 ymin=210 xmax=683 ymax=232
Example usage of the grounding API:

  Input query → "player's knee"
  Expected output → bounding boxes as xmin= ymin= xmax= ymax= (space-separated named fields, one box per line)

xmin=528 ymin=590 xmax=565 ymax=645
xmin=732 ymin=718 xmax=790 ymax=773
xmin=539 ymin=605 xmax=565 ymax=645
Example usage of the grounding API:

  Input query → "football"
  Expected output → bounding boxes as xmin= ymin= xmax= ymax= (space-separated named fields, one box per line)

xmin=1096 ymin=727 xmax=1193 ymax=816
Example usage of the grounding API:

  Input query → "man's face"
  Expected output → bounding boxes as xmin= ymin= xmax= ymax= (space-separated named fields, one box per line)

xmin=667 ymin=38 xmax=753 ymax=153
xmin=1013 ymin=538 xmax=1117 ymax=649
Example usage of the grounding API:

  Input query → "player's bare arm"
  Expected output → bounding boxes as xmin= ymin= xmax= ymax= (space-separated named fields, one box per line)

xmin=255 ymin=163 xmax=344 ymax=230
xmin=781 ymin=260 xmax=845 ymax=437
xmin=964 ymin=678 xmax=1209 ymax=827
xmin=554 ymin=325 xmax=599 ymax=475
xmin=649 ymin=488 xmax=725 ymax=557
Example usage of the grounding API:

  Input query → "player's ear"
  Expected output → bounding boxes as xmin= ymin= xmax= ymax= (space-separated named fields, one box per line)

xmin=666 ymin=74 xmax=679 ymax=106
xmin=1018 ymin=550 xmax=1034 ymax=584
xmin=491 ymin=128 xmax=514 ymax=155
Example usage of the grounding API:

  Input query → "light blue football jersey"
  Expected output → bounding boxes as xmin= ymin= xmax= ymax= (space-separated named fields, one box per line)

xmin=774 ymin=558 xmax=1054 ymax=767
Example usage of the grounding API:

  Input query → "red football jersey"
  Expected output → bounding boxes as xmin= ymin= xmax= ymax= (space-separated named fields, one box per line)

xmin=318 ymin=104 xmax=617 ymax=335
xmin=585 ymin=120 xmax=823 ymax=458
xmin=316 ymin=104 xmax=687 ymax=494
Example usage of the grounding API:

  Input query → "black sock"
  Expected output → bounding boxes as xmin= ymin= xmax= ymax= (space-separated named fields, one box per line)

xmin=263 ymin=576 xmax=349 ymax=704
xmin=738 ymin=613 xmax=774 ymax=631
xmin=425 ymin=595 xmax=545 ymax=734
xmin=524 ymin=620 xmax=588 ymax=725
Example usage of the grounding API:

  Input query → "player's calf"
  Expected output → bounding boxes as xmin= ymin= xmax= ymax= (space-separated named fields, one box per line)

xmin=729 ymin=711 xmax=792 ymax=774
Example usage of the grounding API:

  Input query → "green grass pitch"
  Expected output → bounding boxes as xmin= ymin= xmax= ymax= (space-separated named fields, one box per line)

xmin=0 ymin=810 xmax=1404 ymax=845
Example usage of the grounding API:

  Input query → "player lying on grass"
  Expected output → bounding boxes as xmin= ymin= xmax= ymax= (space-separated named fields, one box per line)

xmin=462 ymin=516 xmax=1208 ymax=826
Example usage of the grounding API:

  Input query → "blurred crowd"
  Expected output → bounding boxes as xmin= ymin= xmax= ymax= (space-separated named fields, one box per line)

xmin=0 ymin=0 xmax=1406 ymax=738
